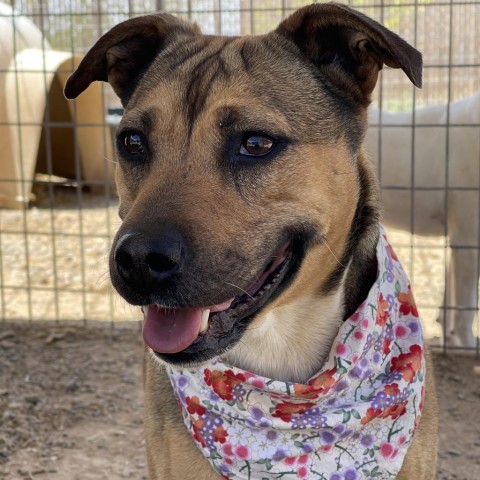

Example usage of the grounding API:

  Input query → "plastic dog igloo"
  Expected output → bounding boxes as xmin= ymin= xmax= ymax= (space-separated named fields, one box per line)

xmin=0 ymin=3 xmax=114 ymax=208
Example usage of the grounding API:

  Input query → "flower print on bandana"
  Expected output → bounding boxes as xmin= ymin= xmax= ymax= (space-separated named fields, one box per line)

xmin=167 ymin=225 xmax=426 ymax=479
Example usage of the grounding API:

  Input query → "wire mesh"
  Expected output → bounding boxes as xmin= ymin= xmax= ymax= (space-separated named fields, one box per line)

xmin=0 ymin=0 xmax=479 ymax=353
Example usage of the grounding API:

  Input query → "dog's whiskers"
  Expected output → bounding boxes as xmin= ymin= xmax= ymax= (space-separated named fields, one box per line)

xmin=225 ymin=282 xmax=253 ymax=299
xmin=323 ymin=239 xmax=346 ymax=268
xmin=95 ymin=271 xmax=111 ymax=288
xmin=103 ymin=155 xmax=118 ymax=165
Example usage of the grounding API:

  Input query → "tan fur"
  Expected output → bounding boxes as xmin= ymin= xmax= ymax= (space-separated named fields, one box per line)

xmin=224 ymin=284 xmax=345 ymax=383
xmin=66 ymin=3 xmax=438 ymax=478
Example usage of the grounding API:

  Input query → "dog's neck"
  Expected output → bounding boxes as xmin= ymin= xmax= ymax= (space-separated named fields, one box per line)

xmin=334 ymin=150 xmax=380 ymax=321
xmin=222 ymin=273 xmax=347 ymax=383
xmin=223 ymin=154 xmax=380 ymax=384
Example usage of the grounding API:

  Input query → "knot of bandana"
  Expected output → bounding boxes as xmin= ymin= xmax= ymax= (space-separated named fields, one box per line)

xmin=167 ymin=226 xmax=426 ymax=479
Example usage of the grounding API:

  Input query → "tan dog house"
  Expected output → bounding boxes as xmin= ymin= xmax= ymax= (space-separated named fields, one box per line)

xmin=0 ymin=3 xmax=113 ymax=208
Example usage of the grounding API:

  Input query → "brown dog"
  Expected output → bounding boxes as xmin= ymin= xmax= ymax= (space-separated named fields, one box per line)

xmin=65 ymin=3 xmax=438 ymax=479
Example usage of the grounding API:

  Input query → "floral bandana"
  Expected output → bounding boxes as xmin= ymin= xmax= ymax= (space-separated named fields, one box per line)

xmin=166 ymin=226 xmax=426 ymax=479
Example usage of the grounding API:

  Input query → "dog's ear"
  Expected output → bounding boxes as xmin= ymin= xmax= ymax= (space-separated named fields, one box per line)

xmin=64 ymin=14 xmax=200 ymax=105
xmin=276 ymin=3 xmax=422 ymax=100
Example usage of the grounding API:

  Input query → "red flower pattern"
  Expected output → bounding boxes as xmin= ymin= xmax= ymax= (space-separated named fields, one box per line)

xmin=376 ymin=293 xmax=389 ymax=326
xmin=391 ymin=344 xmax=423 ymax=382
xmin=398 ymin=285 xmax=418 ymax=317
xmin=361 ymin=383 xmax=408 ymax=425
xmin=186 ymin=396 xmax=206 ymax=416
xmin=204 ymin=369 xmax=246 ymax=400
xmin=293 ymin=367 xmax=336 ymax=399
xmin=361 ymin=401 xmax=408 ymax=425
xmin=272 ymin=401 xmax=316 ymax=422
xmin=192 ymin=419 xmax=207 ymax=448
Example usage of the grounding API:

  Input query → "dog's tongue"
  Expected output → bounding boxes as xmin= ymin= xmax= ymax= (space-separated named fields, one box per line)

xmin=143 ymin=306 xmax=202 ymax=354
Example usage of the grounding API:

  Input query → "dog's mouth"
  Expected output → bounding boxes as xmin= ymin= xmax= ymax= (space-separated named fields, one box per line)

xmin=143 ymin=240 xmax=302 ymax=365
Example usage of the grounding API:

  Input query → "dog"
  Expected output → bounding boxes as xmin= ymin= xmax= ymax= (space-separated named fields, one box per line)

xmin=366 ymin=93 xmax=480 ymax=347
xmin=65 ymin=3 xmax=438 ymax=479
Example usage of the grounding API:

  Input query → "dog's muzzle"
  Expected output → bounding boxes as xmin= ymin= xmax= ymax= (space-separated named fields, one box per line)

xmin=110 ymin=223 xmax=311 ymax=363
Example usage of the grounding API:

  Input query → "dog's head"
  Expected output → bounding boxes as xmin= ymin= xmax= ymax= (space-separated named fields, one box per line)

xmin=66 ymin=3 xmax=421 ymax=367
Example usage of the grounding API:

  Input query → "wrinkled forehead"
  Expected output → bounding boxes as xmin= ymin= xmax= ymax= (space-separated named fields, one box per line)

xmin=124 ymin=33 xmax=351 ymax=143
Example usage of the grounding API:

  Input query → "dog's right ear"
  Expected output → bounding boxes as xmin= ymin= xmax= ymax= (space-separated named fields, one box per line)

xmin=64 ymin=14 xmax=200 ymax=105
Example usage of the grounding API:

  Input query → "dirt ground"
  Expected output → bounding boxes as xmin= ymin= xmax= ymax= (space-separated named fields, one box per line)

xmin=0 ymin=323 xmax=479 ymax=480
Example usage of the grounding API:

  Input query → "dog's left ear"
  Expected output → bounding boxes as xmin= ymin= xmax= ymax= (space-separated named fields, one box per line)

xmin=276 ymin=2 xmax=422 ymax=100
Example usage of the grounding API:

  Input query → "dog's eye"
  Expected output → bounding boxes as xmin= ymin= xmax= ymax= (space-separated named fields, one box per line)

xmin=239 ymin=134 xmax=275 ymax=157
xmin=122 ymin=132 xmax=145 ymax=155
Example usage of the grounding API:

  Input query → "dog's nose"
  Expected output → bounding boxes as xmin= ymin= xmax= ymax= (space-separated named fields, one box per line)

xmin=114 ymin=231 xmax=186 ymax=285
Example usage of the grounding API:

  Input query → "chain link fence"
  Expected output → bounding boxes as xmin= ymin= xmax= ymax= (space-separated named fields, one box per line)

xmin=1 ymin=0 xmax=479 ymax=352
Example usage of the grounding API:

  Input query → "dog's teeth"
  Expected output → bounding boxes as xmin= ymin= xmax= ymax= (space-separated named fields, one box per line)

xmin=200 ymin=309 xmax=210 ymax=333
